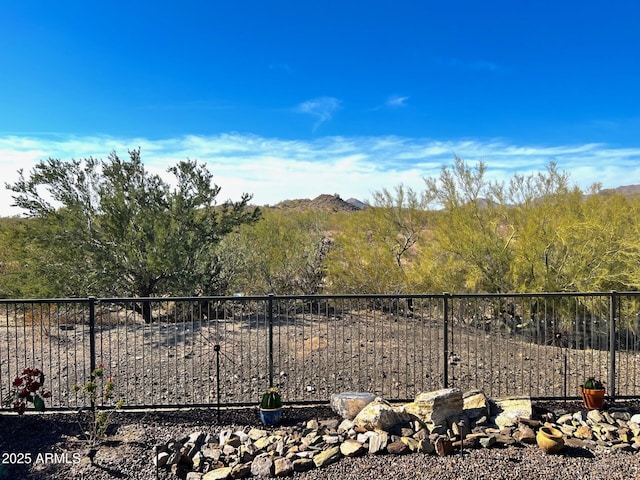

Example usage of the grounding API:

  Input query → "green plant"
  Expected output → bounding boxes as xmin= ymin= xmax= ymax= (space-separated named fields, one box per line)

xmin=72 ymin=363 xmax=124 ymax=446
xmin=260 ymin=387 xmax=282 ymax=409
xmin=583 ymin=377 xmax=604 ymax=390
xmin=2 ymin=367 xmax=51 ymax=414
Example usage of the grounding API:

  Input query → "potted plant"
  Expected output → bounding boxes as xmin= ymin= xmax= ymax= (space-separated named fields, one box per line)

xmin=259 ymin=386 xmax=282 ymax=426
xmin=579 ymin=377 xmax=605 ymax=410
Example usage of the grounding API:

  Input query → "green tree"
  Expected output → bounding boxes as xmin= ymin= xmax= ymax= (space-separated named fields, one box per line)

xmin=218 ymin=208 xmax=331 ymax=295
xmin=0 ymin=216 xmax=60 ymax=298
xmin=325 ymin=185 xmax=430 ymax=293
xmin=6 ymin=149 xmax=259 ymax=320
xmin=499 ymin=162 xmax=575 ymax=292
xmin=420 ymin=158 xmax=513 ymax=293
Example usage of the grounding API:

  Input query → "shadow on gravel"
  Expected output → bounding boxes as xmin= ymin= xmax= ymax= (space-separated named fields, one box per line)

xmin=93 ymin=463 xmax=127 ymax=478
xmin=559 ymin=446 xmax=596 ymax=459
xmin=0 ymin=413 xmax=81 ymax=480
xmin=113 ymin=404 xmax=337 ymax=429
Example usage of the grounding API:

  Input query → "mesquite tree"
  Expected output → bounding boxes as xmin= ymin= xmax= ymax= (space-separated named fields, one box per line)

xmin=6 ymin=149 xmax=260 ymax=321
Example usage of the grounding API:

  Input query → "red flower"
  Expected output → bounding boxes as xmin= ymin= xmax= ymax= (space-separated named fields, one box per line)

xmin=12 ymin=377 xmax=23 ymax=387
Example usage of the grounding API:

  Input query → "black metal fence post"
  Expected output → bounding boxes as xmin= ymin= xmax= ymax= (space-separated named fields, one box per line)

xmin=88 ymin=297 xmax=96 ymax=409
xmin=443 ymin=292 xmax=450 ymax=388
xmin=214 ymin=344 xmax=221 ymax=423
xmin=88 ymin=297 xmax=96 ymax=376
xmin=268 ymin=294 xmax=274 ymax=387
xmin=609 ymin=291 xmax=617 ymax=402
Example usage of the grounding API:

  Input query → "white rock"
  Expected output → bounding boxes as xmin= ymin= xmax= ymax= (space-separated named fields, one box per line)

xmin=330 ymin=392 xmax=376 ymax=420
xmin=492 ymin=396 xmax=532 ymax=429
xmin=368 ymin=431 xmax=389 ymax=454
xmin=353 ymin=397 xmax=407 ymax=431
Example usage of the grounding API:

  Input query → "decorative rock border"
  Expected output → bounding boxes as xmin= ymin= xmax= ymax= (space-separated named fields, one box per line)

xmin=153 ymin=390 xmax=640 ymax=479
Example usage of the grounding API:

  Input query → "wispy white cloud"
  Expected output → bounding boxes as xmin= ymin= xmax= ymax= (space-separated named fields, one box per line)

xmin=370 ymin=94 xmax=410 ymax=111
xmin=295 ymin=97 xmax=342 ymax=131
xmin=385 ymin=95 xmax=409 ymax=108
xmin=1 ymin=133 xmax=639 ymax=217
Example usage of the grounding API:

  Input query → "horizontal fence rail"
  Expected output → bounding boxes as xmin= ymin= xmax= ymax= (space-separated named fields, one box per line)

xmin=1 ymin=292 xmax=639 ymax=411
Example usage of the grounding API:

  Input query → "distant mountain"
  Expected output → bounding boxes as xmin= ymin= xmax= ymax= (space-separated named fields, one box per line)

xmin=265 ymin=185 xmax=640 ymax=213
xmin=345 ymin=198 xmax=368 ymax=210
xmin=271 ymin=194 xmax=365 ymax=212
xmin=600 ymin=184 xmax=640 ymax=196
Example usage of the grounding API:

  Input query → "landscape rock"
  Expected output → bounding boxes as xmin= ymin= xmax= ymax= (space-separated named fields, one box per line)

xmin=292 ymin=458 xmax=314 ymax=472
xmin=203 ymin=466 xmax=233 ymax=480
xmin=230 ymin=462 xmax=252 ymax=479
xmin=434 ymin=437 xmax=453 ymax=456
xmin=367 ymin=431 xmax=389 ymax=454
xmin=340 ymin=439 xmax=365 ymax=457
xmin=493 ymin=396 xmax=533 ymax=429
xmin=313 ymin=446 xmax=342 ymax=468
xmin=403 ymin=388 xmax=463 ymax=426
xmin=574 ymin=425 xmax=594 ymax=440
xmin=330 ymin=392 xmax=377 ymax=420
xmin=154 ymin=451 xmax=170 ymax=467
xmin=463 ymin=389 xmax=490 ymax=420
xmin=556 ymin=413 xmax=573 ymax=425
xmin=250 ymin=456 xmax=273 ymax=477
xmin=513 ymin=424 xmax=536 ymax=444
xmin=417 ymin=438 xmax=435 ymax=453
xmin=400 ymin=436 xmax=420 ymax=452
xmin=274 ymin=457 xmax=293 ymax=477
xmin=247 ymin=428 xmax=268 ymax=441
xmin=387 ymin=440 xmax=410 ymax=455
xmin=353 ymin=397 xmax=407 ymax=431
xmin=153 ymin=392 xmax=639 ymax=480
xmin=337 ymin=419 xmax=355 ymax=433
xmin=587 ymin=410 xmax=604 ymax=423
xmin=479 ymin=436 xmax=496 ymax=448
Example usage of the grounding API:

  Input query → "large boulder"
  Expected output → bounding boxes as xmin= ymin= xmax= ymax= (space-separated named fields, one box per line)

xmin=463 ymin=390 xmax=490 ymax=420
xmin=492 ymin=396 xmax=533 ymax=429
xmin=353 ymin=397 xmax=407 ymax=431
xmin=330 ymin=392 xmax=376 ymax=420
xmin=403 ymin=388 xmax=464 ymax=426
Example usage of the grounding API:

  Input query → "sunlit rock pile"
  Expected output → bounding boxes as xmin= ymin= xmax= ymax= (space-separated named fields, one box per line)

xmin=153 ymin=389 xmax=640 ymax=480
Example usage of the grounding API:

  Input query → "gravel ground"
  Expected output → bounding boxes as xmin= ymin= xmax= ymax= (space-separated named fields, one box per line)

xmin=1 ymin=402 xmax=639 ymax=480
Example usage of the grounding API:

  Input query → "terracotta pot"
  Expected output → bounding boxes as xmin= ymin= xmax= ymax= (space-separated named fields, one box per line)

xmin=579 ymin=386 xmax=605 ymax=410
xmin=536 ymin=426 xmax=564 ymax=454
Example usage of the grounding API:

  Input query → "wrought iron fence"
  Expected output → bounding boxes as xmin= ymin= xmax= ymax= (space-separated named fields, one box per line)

xmin=1 ymin=292 xmax=638 ymax=411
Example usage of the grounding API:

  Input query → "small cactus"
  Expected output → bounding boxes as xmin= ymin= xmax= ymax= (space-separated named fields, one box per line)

xmin=583 ymin=377 xmax=603 ymax=390
xmin=260 ymin=387 xmax=282 ymax=409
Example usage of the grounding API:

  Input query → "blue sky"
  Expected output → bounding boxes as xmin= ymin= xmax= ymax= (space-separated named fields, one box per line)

xmin=1 ymin=1 xmax=639 ymax=216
